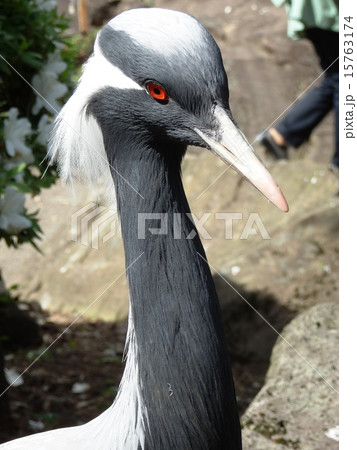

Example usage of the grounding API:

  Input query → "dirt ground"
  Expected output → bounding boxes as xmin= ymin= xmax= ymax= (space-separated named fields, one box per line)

xmin=1 ymin=0 xmax=338 ymax=444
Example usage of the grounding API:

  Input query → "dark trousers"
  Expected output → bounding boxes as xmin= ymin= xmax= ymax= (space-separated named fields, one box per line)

xmin=276 ymin=29 xmax=339 ymax=166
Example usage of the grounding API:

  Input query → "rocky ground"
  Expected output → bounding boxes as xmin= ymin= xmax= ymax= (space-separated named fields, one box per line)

xmin=0 ymin=0 xmax=338 ymax=448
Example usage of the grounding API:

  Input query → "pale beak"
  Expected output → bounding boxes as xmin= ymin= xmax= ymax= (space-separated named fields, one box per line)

xmin=194 ymin=105 xmax=289 ymax=212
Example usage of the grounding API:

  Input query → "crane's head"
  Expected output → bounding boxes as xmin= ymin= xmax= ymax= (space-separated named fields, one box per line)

xmin=50 ymin=8 xmax=288 ymax=212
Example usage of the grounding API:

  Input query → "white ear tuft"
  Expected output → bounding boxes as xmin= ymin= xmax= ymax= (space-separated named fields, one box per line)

xmin=48 ymin=34 xmax=142 ymax=204
xmin=48 ymin=78 xmax=107 ymax=185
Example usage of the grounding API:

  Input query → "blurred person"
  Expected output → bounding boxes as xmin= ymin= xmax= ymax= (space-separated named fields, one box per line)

xmin=257 ymin=0 xmax=339 ymax=170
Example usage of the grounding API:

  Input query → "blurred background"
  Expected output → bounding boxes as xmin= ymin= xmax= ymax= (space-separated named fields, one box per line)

xmin=0 ymin=0 xmax=338 ymax=448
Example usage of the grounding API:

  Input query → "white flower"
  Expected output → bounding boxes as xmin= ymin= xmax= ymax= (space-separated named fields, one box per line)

xmin=31 ymin=49 xmax=68 ymax=115
xmin=37 ymin=114 xmax=53 ymax=146
xmin=43 ymin=49 xmax=67 ymax=77
xmin=4 ymin=108 xmax=34 ymax=163
xmin=3 ymin=157 xmax=26 ymax=183
xmin=0 ymin=186 xmax=32 ymax=234
xmin=33 ymin=0 xmax=57 ymax=11
xmin=32 ymin=71 xmax=68 ymax=115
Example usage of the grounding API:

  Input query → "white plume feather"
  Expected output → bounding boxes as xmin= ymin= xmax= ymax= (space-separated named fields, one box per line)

xmin=48 ymin=36 xmax=142 ymax=203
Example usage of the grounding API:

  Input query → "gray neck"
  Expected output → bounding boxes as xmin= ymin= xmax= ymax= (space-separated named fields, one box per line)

xmin=105 ymin=138 xmax=241 ymax=449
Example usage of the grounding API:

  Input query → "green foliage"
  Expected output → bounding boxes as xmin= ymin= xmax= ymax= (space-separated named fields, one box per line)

xmin=64 ymin=28 xmax=98 ymax=80
xmin=0 ymin=0 xmax=75 ymax=251
xmin=0 ymin=210 xmax=43 ymax=250
xmin=0 ymin=0 xmax=72 ymax=114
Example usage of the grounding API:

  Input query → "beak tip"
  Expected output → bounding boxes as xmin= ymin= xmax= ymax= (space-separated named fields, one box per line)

xmin=275 ymin=190 xmax=289 ymax=213
xmin=279 ymin=201 xmax=289 ymax=213
xmin=268 ymin=185 xmax=289 ymax=212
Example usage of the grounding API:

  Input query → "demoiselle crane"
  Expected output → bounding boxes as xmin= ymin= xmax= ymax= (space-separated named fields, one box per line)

xmin=2 ymin=8 xmax=288 ymax=450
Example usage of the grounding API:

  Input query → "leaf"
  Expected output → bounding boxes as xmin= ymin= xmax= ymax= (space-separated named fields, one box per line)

xmin=10 ymin=162 xmax=27 ymax=175
xmin=0 ymin=58 xmax=11 ymax=75
xmin=21 ymin=52 xmax=43 ymax=69
xmin=9 ymin=182 xmax=32 ymax=193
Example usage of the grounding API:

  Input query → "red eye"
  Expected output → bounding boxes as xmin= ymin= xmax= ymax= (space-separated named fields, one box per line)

xmin=146 ymin=82 xmax=168 ymax=102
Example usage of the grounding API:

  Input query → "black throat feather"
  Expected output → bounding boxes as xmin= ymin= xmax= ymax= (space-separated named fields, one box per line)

xmin=88 ymin=92 xmax=241 ymax=449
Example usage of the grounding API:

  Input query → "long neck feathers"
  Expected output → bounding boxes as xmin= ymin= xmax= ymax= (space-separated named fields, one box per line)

xmin=105 ymin=133 xmax=241 ymax=449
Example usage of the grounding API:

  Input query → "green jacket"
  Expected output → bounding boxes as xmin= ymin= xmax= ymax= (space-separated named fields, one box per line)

xmin=271 ymin=0 xmax=339 ymax=39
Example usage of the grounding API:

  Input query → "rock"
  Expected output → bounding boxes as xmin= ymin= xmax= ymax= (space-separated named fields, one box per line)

xmin=242 ymin=302 xmax=339 ymax=449
xmin=71 ymin=382 xmax=90 ymax=394
xmin=4 ymin=369 xmax=24 ymax=388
